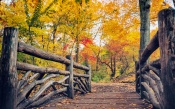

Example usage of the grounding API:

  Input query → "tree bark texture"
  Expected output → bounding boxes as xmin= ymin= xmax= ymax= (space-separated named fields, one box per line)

xmin=158 ymin=9 xmax=175 ymax=109
xmin=139 ymin=0 xmax=151 ymax=99
xmin=139 ymin=0 xmax=151 ymax=50
xmin=0 ymin=27 xmax=18 ymax=109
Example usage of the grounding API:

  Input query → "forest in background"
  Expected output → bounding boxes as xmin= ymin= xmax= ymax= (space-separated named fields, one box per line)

xmin=0 ymin=0 xmax=169 ymax=82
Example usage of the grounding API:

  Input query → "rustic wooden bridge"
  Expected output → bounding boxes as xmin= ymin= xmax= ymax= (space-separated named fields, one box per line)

xmin=1 ymin=9 xmax=175 ymax=109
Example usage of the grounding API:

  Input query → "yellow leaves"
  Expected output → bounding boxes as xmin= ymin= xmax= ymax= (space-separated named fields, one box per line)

xmin=150 ymin=0 xmax=169 ymax=20
xmin=103 ymin=2 xmax=116 ymax=14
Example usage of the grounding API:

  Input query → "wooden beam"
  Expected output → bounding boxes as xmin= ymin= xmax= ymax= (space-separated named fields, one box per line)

xmin=17 ymin=62 xmax=89 ymax=78
xmin=140 ymin=32 xmax=159 ymax=65
xmin=18 ymin=42 xmax=89 ymax=71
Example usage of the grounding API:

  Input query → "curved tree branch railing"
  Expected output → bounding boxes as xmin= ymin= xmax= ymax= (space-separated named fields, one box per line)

xmin=136 ymin=9 xmax=175 ymax=109
xmin=0 ymin=27 xmax=91 ymax=109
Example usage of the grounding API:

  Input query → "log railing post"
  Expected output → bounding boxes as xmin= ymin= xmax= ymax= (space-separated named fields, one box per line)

xmin=139 ymin=49 xmax=146 ymax=99
xmin=65 ymin=55 xmax=74 ymax=99
xmin=85 ymin=58 xmax=91 ymax=92
xmin=86 ymin=65 xmax=91 ymax=92
xmin=135 ymin=61 xmax=139 ymax=93
xmin=0 ymin=27 xmax=18 ymax=109
xmin=158 ymin=9 xmax=175 ymax=109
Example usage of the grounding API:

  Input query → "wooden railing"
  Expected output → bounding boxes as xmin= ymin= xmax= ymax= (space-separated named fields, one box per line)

xmin=0 ymin=27 xmax=91 ymax=109
xmin=136 ymin=9 xmax=175 ymax=109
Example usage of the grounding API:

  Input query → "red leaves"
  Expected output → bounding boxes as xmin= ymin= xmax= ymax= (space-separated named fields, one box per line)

xmin=80 ymin=36 xmax=93 ymax=47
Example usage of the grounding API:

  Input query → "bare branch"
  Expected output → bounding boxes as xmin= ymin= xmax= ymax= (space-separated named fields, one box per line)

xmin=149 ymin=65 xmax=160 ymax=76
xmin=17 ymin=74 xmax=60 ymax=105
xmin=143 ymin=91 xmax=150 ymax=100
xmin=142 ymin=74 xmax=161 ymax=103
xmin=27 ymin=88 xmax=67 ymax=108
xmin=149 ymin=70 xmax=163 ymax=93
xmin=79 ymin=78 xmax=89 ymax=92
xmin=17 ymin=76 xmax=68 ymax=109
xmin=141 ymin=82 xmax=160 ymax=109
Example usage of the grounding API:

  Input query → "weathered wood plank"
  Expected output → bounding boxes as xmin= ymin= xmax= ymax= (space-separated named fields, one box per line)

xmin=0 ymin=27 xmax=18 ymax=109
xmin=18 ymin=42 xmax=89 ymax=71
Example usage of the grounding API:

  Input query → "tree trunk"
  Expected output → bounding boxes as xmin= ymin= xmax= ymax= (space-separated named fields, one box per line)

xmin=139 ymin=0 xmax=151 ymax=99
xmin=158 ymin=9 xmax=175 ymax=109
xmin=75 ymin=35 xmax=79 ymax=62
xmin=139 ymin=0 xmax=151 ymax=50
xmin=113 ymin=56 xmax=116 ymax=76
xmin=0 ymin=27 xmax=18 ymax=109
xmin=95 ymin=51 xmax=100 ymax=71
xmin=110 ymin=56 xmax=116 ymax=78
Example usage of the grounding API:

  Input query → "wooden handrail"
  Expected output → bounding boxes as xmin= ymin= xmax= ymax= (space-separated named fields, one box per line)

xmin=18 ymin=41 xmax=90 ymax=71
xmin=139 ymin=32 xmax=159 ymax=65
xmin=17 ymin=62 xmax=90 ymax=78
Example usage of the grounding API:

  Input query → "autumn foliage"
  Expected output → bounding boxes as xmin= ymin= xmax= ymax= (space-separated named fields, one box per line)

xmin=0 ymin=0 xmax=168 ymax=82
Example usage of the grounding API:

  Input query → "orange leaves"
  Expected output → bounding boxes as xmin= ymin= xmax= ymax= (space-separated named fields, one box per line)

xmin=81 ymin=47 xmax=96 ymax=62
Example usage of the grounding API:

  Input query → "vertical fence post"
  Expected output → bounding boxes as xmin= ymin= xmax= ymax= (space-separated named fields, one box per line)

xmin=0 ymin=27 xmax=18 ymax=109
xmin=158 ymin=9 xmax=175 ymax=109
xmin=87 ymin=65 xmax=91 ymax=92
xmin=139 ymin=49 xmax=146 ymax=99
xmin=135 ymin=61 xmax=139 ymax=93
xmin=85 ymin=59 xmax=91 ymax=92
xmin=65 ymin=55 xmax=74 ymax=99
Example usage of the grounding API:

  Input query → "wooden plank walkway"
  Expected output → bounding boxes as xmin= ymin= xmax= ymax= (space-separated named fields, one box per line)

xmin=40 ymin=83 xmax=151 ymax=109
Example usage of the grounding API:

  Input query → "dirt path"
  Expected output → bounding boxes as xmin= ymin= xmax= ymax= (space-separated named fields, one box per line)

xmin=41 ymin=83 xmax=151 ymax=109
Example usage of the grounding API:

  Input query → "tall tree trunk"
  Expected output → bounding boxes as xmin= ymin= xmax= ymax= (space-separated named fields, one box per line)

xmin=75 ymin=35 xmax=79 ymax=62
xmin=95 ymin=53 xmax=100 ymax=71
xmin=110 ymin=55 xmax=116 ymax=78
xmin=52 ymin=24 xmax=58 ymax=53
xmin=139 ymin=0 xmax=151 ymax=50
xmin=113 ymin=56 xmax=116 ymax=76
xmin=28 ymin=26 xmax=35 ymax=64
xmin=139 ymin=0 xmax=151 ymax=99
